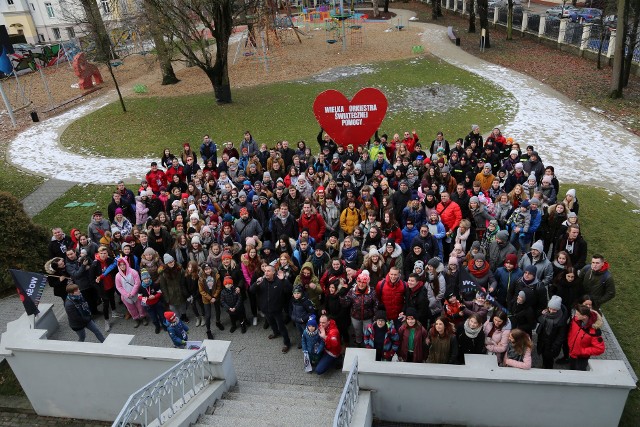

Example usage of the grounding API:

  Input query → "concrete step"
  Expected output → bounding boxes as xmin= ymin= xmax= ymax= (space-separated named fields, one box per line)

xmin=236 ymin=379 xmax=341 ymax=395
xmin=207 ymin=399 xmax=335 ymax=425
xmin=223 ymin=391 xmax=337 ymax=408
xmin=229 ymin=383 xmax=339 ymax=401
xmin=192 ymin=420 xmax=282 ymax=427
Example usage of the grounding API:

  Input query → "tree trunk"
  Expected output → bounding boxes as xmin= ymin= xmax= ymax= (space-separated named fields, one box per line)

xmin=437 ymin=0 xmax=443 ymax=17
xmin=609 ymin=0 xmax=628 ymax=98
xmin=384 ymin=0 xmax=390 ymax=13
xmin=479 ymin=0 xmax=490 ymax=48
xmin=79 ymin=0 xmax=113 ymax=61
xmin=432 ymin=0 xmax=439 ymax=20
xmin=469 ymin=0 xmax=476 ymax=33
xmin=507 ymin=1 xmax=513 ymax=40
xmin=144 ymin=0 xmax=179 ymax=85
xmin=371 ymin=0 xmax=380 ymax=18
xmin=211 ymin=0 xmax=234 ymax=104
xmin=623 ymin=11 xmax=639 ymax=87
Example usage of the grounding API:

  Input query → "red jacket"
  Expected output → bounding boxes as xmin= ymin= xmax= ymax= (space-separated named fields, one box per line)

xmin=402 ymin=132 xmax=419 ymax=153
xmin=386 ymin=226 xmax=402 ymax=245
xmin=376 ymin=276 xmax=407 ymax=321
xmin=568 ymin=313 xmax=605 ymax=359
xmin=323 ymin=319 xmax=342 ymax=357
xmin=298 ymin=212 xmax=327 ymax=241
xmin=146 ymin=169 xmax=168 ymax=193
xmin=436 ymin=200 xmax=462 ymax=232
xmin=166 ymin=166 xmax=185 ymax=183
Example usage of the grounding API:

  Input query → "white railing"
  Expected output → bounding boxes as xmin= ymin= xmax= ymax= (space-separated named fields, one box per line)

xmin=112 ymin=347 xmax=212 ymax=427
xmin=333 ymin=356 xmax=359 ymax=427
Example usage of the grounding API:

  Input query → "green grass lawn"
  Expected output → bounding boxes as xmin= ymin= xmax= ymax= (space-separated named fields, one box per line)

xmin=60 ymin=57 xmax=515 ymax=157
xmin=32 ymin=184 xmax=114 ymax=232
xmin=0 ymin=151 xmax=44 ymax=200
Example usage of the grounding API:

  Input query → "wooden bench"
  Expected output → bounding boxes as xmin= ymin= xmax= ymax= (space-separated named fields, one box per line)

xmin=447 ymin=26 xmax=460 ymax=46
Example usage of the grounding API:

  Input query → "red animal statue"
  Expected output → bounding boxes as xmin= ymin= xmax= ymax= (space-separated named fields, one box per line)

xmin=72 ymin=52 xmax=103 ymax=90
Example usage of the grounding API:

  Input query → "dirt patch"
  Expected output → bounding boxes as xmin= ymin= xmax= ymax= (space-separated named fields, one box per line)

xmin=306 ymin=64 xmax=377 ymax=83
xmin=392 ymin=84 xmax=468 ymax=113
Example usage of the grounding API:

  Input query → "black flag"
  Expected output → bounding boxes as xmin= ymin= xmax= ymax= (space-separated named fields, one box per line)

xmin=458 ymin=268 xmax=509 ymax=314
xmin=10 ymin=269 xmax=48 ymax=316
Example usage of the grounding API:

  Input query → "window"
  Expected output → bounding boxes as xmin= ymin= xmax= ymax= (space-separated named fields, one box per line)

xmin=66 ymin=27 xmax=75 ymax=39
xmin=31 ymin=3 xmax=35 ymax=10
xmin=38 ymin=33 xmax=45 ymax=43
xmin=52 ymin=28 xmax=61 ymax=39
xmin=101 ymin=0 xmax=110 ymax=13
xmin=45 ymin=2 xmax=55 ymax=18
xmin=8 ymin=0 xmax=15 ymax=5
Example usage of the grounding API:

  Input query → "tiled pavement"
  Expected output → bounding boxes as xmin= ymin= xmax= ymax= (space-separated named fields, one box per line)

xmin=20 ymin=178 xmax=77 ymax=218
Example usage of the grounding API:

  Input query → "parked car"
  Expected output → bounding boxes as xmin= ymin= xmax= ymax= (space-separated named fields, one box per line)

xmin=11 ymin=43 xmax=37 ymax=54
xmin=545 ymin=5 xmax=578 ymax=18
xmin=602 ymin=14 xmax=617 ymax=28
xmin=488 ymin=0 xmax=520 ymax=9
xmin=569 ymin=8 xmax=603 ymax=23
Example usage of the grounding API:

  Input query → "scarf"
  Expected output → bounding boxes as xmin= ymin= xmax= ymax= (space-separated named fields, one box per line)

xmin=468 ymin=261 xmax=490 ymax=278
xmin=464 ymin=318 xmax=482 ymax=339
xmin=542 ymin=309 xmax=563 ymax=335
xmin=506 ymin=341 xmax=524 ymax=362
xmin=68 ymin=294 xmax=91 ymax=320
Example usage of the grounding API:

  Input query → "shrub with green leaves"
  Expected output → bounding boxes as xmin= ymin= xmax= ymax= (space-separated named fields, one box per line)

xmin=0 ymin=192 xmax=50 ymax=293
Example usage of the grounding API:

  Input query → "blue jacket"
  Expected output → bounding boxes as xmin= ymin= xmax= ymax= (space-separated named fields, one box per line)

xmin=165 ymin=320 xmax=189 ymax=348
xmin=290 ymin=295 xmax=315 ymax=325
xmin=493 ymin=267 xmax=524 ymax=306
xmin=301 ymin=329 xmax=325 ymax=363
xmin=402 ymin=207 xmax=426 ymax=228
xmin=401 ymin=226 xmax=419 ymax=251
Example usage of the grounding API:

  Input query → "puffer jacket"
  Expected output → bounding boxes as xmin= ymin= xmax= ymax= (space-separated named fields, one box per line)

xmin=340 ymin=207 xmax=363 ymax=235
xmin=290 ymin=295 xmax=315 ymax=325
xmin=483 ymin=318 xmax=512 ymax=362
xmin=375 ymin=275 xmax=407 ymax=321
xmin=364 ymin=320 xmax=400 ymax=361
xmin=341 ymin=285 xmax=378 ymax=320
xmin=568 ymin=311 xmax=605 ymax=359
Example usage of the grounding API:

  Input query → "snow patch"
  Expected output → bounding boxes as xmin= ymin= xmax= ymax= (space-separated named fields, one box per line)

xmin=308 ymin=65 xmax=377 ymax=83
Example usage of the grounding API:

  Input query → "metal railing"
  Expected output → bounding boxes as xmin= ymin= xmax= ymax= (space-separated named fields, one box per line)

xmin=112 ymin=348 xmax=213 ymax=427
xmin=333 ymin=356 xmax=359 ymax=427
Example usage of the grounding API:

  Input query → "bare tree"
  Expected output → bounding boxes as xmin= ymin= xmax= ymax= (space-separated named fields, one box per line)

xmin=469 ymin=0 xmax=476 ymax=33
xmin=478 ymin=0 xmax=491 ymax=47
xmin=145 ymin=0 xmax=243 ymax=103
xmin=142 ymin=0 xmax=179 ymax=85
xmin=609 ymin=0 xmax=628 ymax=97
xmin=384 ymin=0 xmax=391 ymax=13
xmin=371 ymin=0 xmax=381 ymax=19
xmin=622 ymin=0 xmax=640 ymax=86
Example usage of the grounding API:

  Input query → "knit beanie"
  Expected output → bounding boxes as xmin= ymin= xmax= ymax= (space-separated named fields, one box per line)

xmin=223 ymin=276 xmax=234 ymax=286
xmin=414 ymin=260 xmax=424 ymax=272
xmin=548 ymin=295 xmax=562 ymax=311
xmin=496 ymin=230 xmax=509 ymax=241
xmin=531 ymin=240 xmax=544 ymax=253
xmin=505 ymin=253 xmax=518 ymax=265
xmin=307 ymin=315 xmax=318 ymax=329
xmin=373 ymin=311 xmax=387 ymax=322
xmin=163 ymin=253 xmax=175 ymax=264
xmin=164 ymin=311 xmax=176 ymax=322
xmin=524 ymin=265 xmax=537 ymax=275
xmin=518 ymin=291 xmax=526 ymax=301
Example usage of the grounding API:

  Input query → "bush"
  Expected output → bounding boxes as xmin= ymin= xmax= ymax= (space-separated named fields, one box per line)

xmin=0 ymin=192 xmax=49 ymax=293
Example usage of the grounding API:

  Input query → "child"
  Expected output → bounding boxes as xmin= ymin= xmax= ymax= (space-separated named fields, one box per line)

xmin=448 ymin=243 xmax=465 ymax=266
xmin=443 ymin=292 xmax=465 ymax=327
xmin=164 ymin=311 xmax=189 ymax=348
xmin=480 ymin=219 xmax=499 ymax=251
xmin=301 ymin=315 xmax=325 ymax=370
xmin=364 ymin=311 xmax=400 ymax=362
xmin=427 ymin=212 xmax=446 ymax=261
xmin=506 ymin=199 xmax=531 ymax=251
xmin=220 ymin=276 xmax=247 ymax=333
xmin=64 ymin=284 xmax=106 ymax=342
xmin=138 ymin=269 xmax=165 ymax=334
xmin=135 ymin=196 xmax=149 ymax=229
xmin=290 ymin=285 xmax=315 ymax=349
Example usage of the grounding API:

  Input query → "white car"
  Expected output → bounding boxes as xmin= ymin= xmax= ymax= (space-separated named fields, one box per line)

xmin=545 ymin=5 xmax=578 ymax=18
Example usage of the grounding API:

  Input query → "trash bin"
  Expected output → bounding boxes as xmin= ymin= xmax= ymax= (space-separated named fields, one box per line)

xmin=30 ymin=111 xmax=39 ymax=122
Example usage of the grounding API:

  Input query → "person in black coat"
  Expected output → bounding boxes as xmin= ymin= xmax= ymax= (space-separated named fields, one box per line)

xmin=508 ymin=291 xmax=536 ymax=337
xmin=402 ymin=274 xmax=430 ymax=327
xmin=48 ymin=228 xmax=73 ymax=259
xmin=250 ymin=264 xmax=293 ymax=352
xmin=322 ymin=279 xmax=350 ymax=344
xmin=536 ymin=295 xmax=568 ymax=369
xmin=64 ymin=284 xmax=105 ymax=342
xmin=555 ymin=225 xmax=588 ymax=270
xmin=411 ymin=224 xmax=440 ymax=261
xmin=65 ymin=248 xmax=99 ymax=314
xmin=148 ymin=220 xmax=174 ymax=256
xmin=269 ymin=203 xmax=299 ymax=241
xmin=108 ymin=192 xmax=134 ymax=224
xmin=456 ymin=313 xmax=485 ymax=364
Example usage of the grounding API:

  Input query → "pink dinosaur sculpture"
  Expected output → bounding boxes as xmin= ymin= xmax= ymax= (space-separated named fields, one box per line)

xmin=72 ymin=52 xmax=103 ymax=90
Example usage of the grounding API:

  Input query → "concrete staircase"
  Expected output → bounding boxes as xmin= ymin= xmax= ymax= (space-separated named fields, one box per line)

xmin=192 ymin=380 xmax=340 ymax=426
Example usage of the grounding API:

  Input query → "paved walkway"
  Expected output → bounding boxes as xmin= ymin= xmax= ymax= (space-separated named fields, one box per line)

xmin=21 ymin=178 xmax=77 ymax=218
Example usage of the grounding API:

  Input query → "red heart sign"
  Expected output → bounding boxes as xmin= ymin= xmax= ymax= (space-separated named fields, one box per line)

xmin=313 ymin=88 xmax=388 ymax=148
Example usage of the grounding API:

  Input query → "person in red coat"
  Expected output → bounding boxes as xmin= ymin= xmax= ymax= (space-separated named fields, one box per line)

xmin=165 ymin=158 xmax=185 ymax=183
xmin=402 ymin=130 xmax=419 ymax=153
xmin=435 ymin=191 xmax=462 ymax=256
xmin=316 ymin=314 xmax=342 ymax=375
xmin=146 ymin=162 xmax=168 ymax=195
xmin=568 ymin=304 xmax=605 ymax=371
xmin=298 ymin=201 xmax=326 ymax=242
xmin=376 ymin=267 xmax=407 ymax=329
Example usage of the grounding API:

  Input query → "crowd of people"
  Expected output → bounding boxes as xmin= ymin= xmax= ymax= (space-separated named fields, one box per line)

xmin=45 ymin=126 xmax=615 ymax=372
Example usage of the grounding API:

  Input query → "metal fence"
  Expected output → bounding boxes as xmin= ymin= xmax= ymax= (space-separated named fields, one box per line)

xmin=112 ymin=348 xmax=213 ymax=427
xmin=544 ymin=18 xmax=561 ymax=40
xmin=333 ymin=356 xmax=359 ymax=427
xmin=564 ymin=22 xmax=583 ymax=46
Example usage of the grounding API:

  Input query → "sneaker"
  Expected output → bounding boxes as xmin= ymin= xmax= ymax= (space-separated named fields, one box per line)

xmin=133 ymin=319 xmax=141 ymax=328
xmin=206 ymin=330 xmax=214 ymax=340
xmin=229 ymin=325 xmax=237 ymax=333
xmin=104 ymin=320 xmax=111 ymax=332
xmin=258 ymin=310 xmax=265 ymax=318
xmin=241 ymin=323 xmax=247 ymax=334
xmin=143 ymin=317 xmax=149 ymax=326
xmin=155 ymin=325 xmax=161 ymax=334
xmin=216 ymin=322 xmax=225 ymax=331
xmin=195 ymin=317 xmax=201 ymax=327
xmin=252 ymin=317 xmax=258 ymax=326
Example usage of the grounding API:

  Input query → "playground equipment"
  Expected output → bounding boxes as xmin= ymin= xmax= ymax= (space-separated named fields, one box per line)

xmin=72 ymin=52 xmax=103 ymax=90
